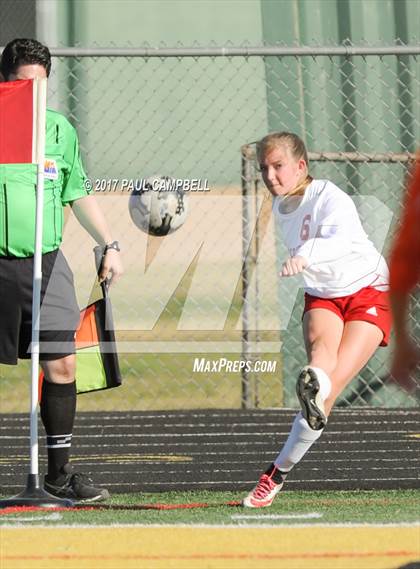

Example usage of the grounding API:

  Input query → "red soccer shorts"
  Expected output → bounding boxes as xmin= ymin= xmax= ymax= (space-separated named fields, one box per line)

xmin=303 ymin=287 xmax=392 ymax=347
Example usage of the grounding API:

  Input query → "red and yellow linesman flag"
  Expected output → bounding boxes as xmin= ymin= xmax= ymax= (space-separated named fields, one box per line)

xmin=71 ymin=293 xmax=122 ymax=394
xmin=39 ymin=292 xmax=122 ymax=396
xmin=38 ymin=291 xmax=122 ymax=397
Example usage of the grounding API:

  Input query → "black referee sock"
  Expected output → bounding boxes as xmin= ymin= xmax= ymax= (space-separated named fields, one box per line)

xmin=40 ymin=380 xmax=77 ymax=482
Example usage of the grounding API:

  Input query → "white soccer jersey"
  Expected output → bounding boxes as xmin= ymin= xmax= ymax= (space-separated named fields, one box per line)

xmin=273 ymin=179 xmax=389 ymax=298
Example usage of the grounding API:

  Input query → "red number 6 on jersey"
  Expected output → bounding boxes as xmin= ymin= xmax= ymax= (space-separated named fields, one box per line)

xmin=300 ymin=214 xmax=311 ymax=241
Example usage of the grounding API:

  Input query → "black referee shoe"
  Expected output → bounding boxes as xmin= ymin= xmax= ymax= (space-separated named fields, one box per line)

xmin=44 ymin=463 xmax=110 ymax=504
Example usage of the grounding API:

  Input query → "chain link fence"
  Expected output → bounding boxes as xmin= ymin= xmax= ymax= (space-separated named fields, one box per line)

xmin=0 ymin=43 xmax=418 ymax=412
xmin=0 ymin=0 xmax=35 ymax=47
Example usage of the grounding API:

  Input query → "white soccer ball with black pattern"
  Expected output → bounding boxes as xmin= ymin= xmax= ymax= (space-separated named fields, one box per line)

xmin=129 ymin=176 xmax=188 ymax=236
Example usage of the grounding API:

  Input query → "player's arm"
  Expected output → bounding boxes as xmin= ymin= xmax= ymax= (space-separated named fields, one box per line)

xmin=70 ymin=195 xmax=123 ymax=285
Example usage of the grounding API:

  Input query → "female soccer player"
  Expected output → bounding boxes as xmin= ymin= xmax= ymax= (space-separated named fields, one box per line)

xmin=243 ymin=132 xmax=391 ymax=508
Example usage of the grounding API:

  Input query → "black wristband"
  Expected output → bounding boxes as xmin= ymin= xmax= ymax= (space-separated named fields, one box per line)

xmin=104 ymin=240 xmax=120 ymax=253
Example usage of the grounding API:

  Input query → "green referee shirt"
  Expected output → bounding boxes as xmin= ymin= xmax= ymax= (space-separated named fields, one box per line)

xmin=0 ymin=109 xmax=92 ymax=257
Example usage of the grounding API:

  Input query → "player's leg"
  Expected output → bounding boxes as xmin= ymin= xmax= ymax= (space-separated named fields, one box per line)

xmin=273 ymin=309 xmax=343 ymax=467
xmin=275 ymin=317 xmax=383 ymax=485
xmin=243 ymin=309 xmax=343 ymax=507
xmin=244 ymin=293 xmax=388 ymax=508
xmin=303 ymin=308 xmax=344 ymax=374
xmin=323 ymin=320 xmax=383 ymax=414
xmin=297 ymin=316 xmax=384 ymax=428
xmin=295 ymin=308 xmax=343 ymax=429
xmin=299 ymin=287 xmax=390 ymax=424
xmin=274 ymin=320 xmax=384 ymax=488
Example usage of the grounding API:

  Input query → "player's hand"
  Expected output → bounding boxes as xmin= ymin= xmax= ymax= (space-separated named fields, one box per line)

xmin=280 ymin=255 xmax=308 ymax=277
xmin=99 ymin=249 xmax=124 ymax=286
xmin=390 ymin=336 xmax=420 ymax=393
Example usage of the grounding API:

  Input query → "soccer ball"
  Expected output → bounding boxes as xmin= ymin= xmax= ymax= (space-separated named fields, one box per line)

xmin=129 ymin=176 xmax=188 ymax=236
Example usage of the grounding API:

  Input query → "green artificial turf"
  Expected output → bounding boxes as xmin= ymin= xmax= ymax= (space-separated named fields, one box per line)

xmin=1 ymin=489 xmax=419 ymax=526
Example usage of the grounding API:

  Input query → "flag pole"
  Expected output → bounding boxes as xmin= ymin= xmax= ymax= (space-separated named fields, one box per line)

xmin=29 ymin=75 xmax=47 ymax=481
xmin=0 ymin=78 xmax=73 ymax=508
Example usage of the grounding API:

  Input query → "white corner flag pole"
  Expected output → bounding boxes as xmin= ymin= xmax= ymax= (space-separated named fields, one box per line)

xmin=29 ymin=77 xmax=47 ymax=478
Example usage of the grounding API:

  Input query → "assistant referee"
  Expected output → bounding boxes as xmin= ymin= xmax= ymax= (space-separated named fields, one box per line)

xmin=0 ymin=39 xmax=123 ymax=503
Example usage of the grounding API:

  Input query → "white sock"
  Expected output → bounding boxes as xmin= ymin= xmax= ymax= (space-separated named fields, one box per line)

xmin=307 ymin=366 xmax=332 ymax=400
xmin=274 ymin=412 xmax=324 ymax=472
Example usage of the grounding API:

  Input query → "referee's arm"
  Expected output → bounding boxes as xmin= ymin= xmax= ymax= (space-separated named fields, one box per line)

xmin=71 ymin=195 xmax=124 ymax=285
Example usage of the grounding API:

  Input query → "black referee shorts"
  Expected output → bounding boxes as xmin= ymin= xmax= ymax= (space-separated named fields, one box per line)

xmin=0 ymin=249 xmax=80 ymax=365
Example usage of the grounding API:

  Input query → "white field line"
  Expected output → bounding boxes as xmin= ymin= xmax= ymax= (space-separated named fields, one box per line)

xmin=2 ymin=513 xmax=62 ymax=522
xmin=231 ymin=512 xmax=323 ymax=520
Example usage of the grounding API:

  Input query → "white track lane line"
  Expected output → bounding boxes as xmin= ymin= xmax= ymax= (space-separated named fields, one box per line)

xmin=1 ymin=522 xmax=419 ymax=529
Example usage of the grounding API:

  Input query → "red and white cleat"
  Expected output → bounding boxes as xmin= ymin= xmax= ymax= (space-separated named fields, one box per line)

xmin=243 ymin=470 xmax=284 ymax=508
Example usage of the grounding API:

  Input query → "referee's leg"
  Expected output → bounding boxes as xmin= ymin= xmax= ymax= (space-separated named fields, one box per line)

xmin=40 ymin=353 xmax=109 ymax=502
xmin=37 ymin=250 xmax=109 ymax=502
xmin=40 ymin=355 xmax=76 ymax=482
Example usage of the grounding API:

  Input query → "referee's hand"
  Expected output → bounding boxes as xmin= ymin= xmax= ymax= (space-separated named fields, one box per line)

xmin=99 ymin=249 xmax=124 ymax=286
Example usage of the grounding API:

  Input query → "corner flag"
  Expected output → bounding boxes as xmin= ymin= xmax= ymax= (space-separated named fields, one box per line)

xmin=0 ymin=79 xmax=35 ymax=163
